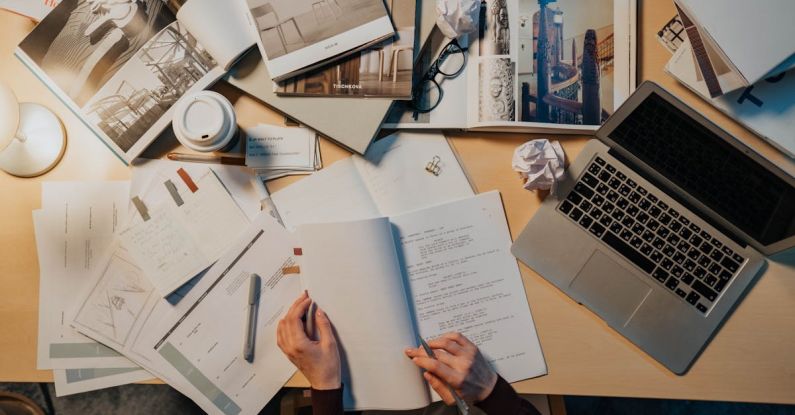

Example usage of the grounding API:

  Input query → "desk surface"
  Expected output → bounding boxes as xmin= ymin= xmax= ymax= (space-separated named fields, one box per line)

xmin=1 ymin=1 xmax=794 ymax=405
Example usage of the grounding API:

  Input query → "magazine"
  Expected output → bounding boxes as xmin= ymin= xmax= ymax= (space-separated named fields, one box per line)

xmin=666 ymin=39 xmax=795 ymax=159
xmin=384 ymin=0 xmax=637 ymax=134
xmin=15 ymin=0 xmax=255 ymax=164
xmin=274 ymin=0 xmax=418 ymax=99
xmin=242 ymin=0 xmax=395 ymax=82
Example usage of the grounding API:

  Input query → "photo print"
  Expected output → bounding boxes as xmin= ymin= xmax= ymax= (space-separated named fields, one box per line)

xmin=479 ymin=57 xmax=516 ymax=121
xmin=83 ymin=21 xmax=216 ymax=152
xmin=247 ymin=0 xmax=390 ymax=60
xmin=516 ymin=0 xmax=615 ymax=125
xmin=480 ymin=0 xmax=511 ymax=56
xmin=18 ymin=0 xmax=175 ymax=106
xmin=276 ymin=0 xmax=417 ymax=98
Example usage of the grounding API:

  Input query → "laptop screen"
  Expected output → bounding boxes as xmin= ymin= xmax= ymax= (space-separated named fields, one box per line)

xmin=608 ymin=92 xmax=795 ymax=247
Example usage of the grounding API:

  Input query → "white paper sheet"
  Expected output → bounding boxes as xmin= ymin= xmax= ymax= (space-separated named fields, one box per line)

xmin=34 ymin=182 xmax=139 ymax=370
xmin=130 ymin=159 xmax=263 ymax=222
xmin=53 ymin=367 xmax=153 ymax=397
xmin=245 ymin=124 xmax=320 ymax=170
xmin=120 ymin=170 xmax=250 ymax=296
xmin=0 ymin=0 xmax=59 ymax=21
xmin=391 ymin=191 xmax=547 ymax=382
xmin=297 ymin=218 xmax=430 ymax=411
xmin=152 ymin=215 xmax=301 ymax=415
xmin=70 ymin=242 xmax=226 ymax=408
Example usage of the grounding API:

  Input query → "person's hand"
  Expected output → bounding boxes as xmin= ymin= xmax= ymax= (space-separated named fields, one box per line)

xmin=277 ymin=291 xmax=341 ymax=390
xmin=405 ymin=332 xmax=498 ymax=404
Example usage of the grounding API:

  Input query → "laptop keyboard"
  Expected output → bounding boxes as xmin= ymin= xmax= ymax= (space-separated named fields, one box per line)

xmin=558 ymin=156 xmax=746 ymax=314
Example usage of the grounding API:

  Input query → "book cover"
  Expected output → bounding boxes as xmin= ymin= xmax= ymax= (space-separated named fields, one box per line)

xmin=275 ymin=0 xmax=417 ymax=99
xmin=243 ymin=0 xmax=395 ymax=82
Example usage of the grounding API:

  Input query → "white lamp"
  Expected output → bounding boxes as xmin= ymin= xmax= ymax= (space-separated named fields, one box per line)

xmin=0 ymin=82 xmax=65 ymax=177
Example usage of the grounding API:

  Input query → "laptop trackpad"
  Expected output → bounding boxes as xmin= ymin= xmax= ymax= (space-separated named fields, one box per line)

xmin=569 ymin=250 xmax=652 ymax=326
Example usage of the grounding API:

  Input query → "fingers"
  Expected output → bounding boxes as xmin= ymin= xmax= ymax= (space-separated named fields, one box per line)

xmin=424 ymin=372 xmax=456 ymax=405
xmin=314 ymin=306 xmax=336 ymax=346
xmin=286 ymin=291 xmax=311 ymax=321
xmin=427 ymin=337 xmax=465 ymax=356
xmin=438 ymin=332 xmax=475 ymax=350
xmin=409 ymin=356 xmax=460 ymax=386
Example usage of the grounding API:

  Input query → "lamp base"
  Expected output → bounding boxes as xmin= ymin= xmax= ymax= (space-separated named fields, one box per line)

xmin=0 ymin=103 xmax=65 ymax=177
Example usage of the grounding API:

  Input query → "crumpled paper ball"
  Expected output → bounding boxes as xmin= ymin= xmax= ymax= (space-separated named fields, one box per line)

xmin=512 ymin=139 xmax=566 ymax=192
xmin=436 ymin=0 xmax=480 ymax=39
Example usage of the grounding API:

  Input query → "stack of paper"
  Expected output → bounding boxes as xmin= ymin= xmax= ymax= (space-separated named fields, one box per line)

xmin=245 ymin=124 xmax=322 ymax=181
xmin=659 ymin=11 xmax=795 ymax=158
xmin=32 ymin=163 xmax=261 ymax=397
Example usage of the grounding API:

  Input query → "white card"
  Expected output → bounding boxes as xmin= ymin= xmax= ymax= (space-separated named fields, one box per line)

xmin=245 ymin=124 xmax=318 ymax=170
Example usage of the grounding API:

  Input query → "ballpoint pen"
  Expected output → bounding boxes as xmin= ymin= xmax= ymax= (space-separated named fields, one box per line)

xmin=419 ymin=338 xmax=470 ymax=415
xmin=167 ymin=152 xmax=246 ymax=166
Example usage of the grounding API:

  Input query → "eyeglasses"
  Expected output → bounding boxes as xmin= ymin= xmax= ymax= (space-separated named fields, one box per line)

xmin=411 ymin=39 xmax=468 ymax=114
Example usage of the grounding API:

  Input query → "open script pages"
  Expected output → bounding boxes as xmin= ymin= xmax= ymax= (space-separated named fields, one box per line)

xmin=391 ymin=191 xmax=547 ymax=382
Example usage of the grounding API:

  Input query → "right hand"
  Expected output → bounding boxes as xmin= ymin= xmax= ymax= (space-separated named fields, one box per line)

xmin=276 ymin=291 xmax=341 ymax=390
xmin=405 ymin=332 xmax=498 ymax=404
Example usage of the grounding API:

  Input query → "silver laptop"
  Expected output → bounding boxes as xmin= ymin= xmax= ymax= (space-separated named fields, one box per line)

xmin=511 ymin=82 xmax=795 ymax=374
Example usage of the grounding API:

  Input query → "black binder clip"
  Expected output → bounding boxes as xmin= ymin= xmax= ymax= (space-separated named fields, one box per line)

xmin=426 ymin=156 xmax=441 ymax=176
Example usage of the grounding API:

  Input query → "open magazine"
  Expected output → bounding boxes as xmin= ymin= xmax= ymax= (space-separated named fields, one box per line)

xmin=274 ymin=0 xmax=418 ymax=99
xmin=15 ymin=0 xmax=254 ymax=164
xmin=242 ymin=0 xmax=395 ymax=82
xmin=384 ymin=0 xmax=637 ymax=134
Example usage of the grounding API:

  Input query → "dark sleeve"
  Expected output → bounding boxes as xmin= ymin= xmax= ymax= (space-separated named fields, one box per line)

xmin=310 ymin=385 xmax=344 ymax=415
xmin=475 ymin=376 xmax=541 ymax=415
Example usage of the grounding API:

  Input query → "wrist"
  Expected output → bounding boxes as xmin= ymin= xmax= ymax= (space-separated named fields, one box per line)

xmin=309 ymin=374 xmax=342 ymax=391
xmin=476 ymin=372 xmax=499 ymax=403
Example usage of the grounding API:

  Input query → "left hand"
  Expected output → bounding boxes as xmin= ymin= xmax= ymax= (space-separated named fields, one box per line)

xmin=276 ymin=291 xmax=341 ymax=390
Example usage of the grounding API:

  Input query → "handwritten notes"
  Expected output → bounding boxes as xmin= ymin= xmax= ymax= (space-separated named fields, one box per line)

xmin=119 ymin=170 xmax=249 ymax=297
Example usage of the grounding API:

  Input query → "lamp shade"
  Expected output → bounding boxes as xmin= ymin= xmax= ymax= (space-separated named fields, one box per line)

xmin=0 ymin=82 xmax=20 ymax=153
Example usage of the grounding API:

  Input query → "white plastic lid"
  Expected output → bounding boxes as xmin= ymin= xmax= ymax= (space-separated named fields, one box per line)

xmin=172 ymin=91 xmax=237 ymax=152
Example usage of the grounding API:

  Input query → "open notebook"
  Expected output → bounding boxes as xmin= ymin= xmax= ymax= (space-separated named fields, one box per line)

xmin=296 ymin=192 xmax=547 ymax=411
xmin=15 ymin=0 xmax=254 ymax=163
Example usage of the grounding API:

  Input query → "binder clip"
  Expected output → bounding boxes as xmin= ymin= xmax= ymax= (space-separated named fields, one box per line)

xmin=426 ymin=156 xmax=442 ymax=176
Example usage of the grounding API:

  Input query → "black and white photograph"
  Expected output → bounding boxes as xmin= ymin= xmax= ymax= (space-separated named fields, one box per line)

xmin=246 ymin=0 xmax=390 ymax=60
xmin=276 ymin=0 xmax=416 ymax=98
xmin=480 ymin=0 xmax=511 ymax=56
xmin=83 ymin=21 xmax=216 ymax=152
xmin=516 ymin=0 xmax=615 ymax=125
xmin=479 ymin=57 xmax=516 ymax=121
xmin=18 ymin=0 xmax=175 ymax=106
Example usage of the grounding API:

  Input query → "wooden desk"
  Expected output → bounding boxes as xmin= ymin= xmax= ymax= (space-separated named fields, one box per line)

xmin=1 ymin=1 xmax=794 ymax=405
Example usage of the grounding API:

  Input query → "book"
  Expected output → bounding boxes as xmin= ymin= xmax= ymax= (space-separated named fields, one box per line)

xmin=673 ymin=0 xmax=795 ymax=98
xmin=224 ymin=0 xmax=439 ymax=154
xmin=15 ymin=0 xmax=255 ymax=164
xmin=383 ymin=0 xmax=637 ymax=134
xmin=296 ymin=191 xmax=548 ymax=410
xmin=241 ymin=0 xmax=395 ymax=82
xmin=666 ymin=39 xmax=795 ymax=159
xmin=274 ymin=0 xmax=418 ymax=99
xmin=270 ymin=131 xmax=476 ymax=230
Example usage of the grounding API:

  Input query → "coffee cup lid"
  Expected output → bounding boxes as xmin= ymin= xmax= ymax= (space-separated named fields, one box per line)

xmin=172 ymin=91 xmax=236 ymax=152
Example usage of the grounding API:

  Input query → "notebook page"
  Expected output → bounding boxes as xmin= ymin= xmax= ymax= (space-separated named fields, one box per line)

xmin=271 ymin=158 xmax=380 ymax=231
xmin=177 ymin=0 xmax=254 ymax=69
xmin=390 ymin=192 xmax=548 ymax=382
xmin=297 ymin=218 xmax=430 ymax=411
xmin=354 ymin=132 xmax=475 ymax=217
